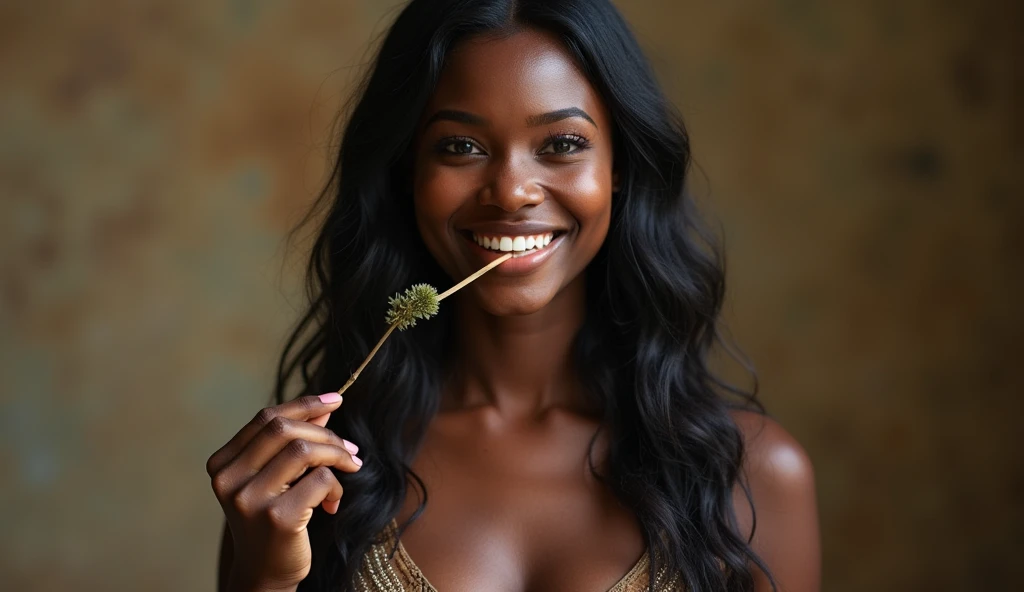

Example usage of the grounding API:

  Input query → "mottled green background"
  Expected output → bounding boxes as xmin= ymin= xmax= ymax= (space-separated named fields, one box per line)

xmin=1 ymin=1 xmax=1021 ymax=590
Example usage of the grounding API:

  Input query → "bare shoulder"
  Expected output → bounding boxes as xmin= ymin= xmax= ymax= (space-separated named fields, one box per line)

xmin=729 ymin=409 xmax=816 ymax=499
xmin=729 ymin=409 xmax=821 ymax=592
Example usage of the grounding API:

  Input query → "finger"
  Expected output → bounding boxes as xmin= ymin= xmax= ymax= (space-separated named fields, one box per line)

xmin=248 ymin=439 xmax=361 ymax=498
xmin=213 ymin=417 xmax=359 ymax=496
xmin=206 ymin=392 xmax=343 ymax=477
xmin=321 ymin=498 xmax=341 ymax=514
xmin=277 ymin=466 xmax=345 ymax=525
xmin=310 ymin=413 xmax=330 ymax=428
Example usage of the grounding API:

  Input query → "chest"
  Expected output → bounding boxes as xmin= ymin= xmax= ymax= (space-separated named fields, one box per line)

xmin=392 ymin=413 xmax=646 ymax=592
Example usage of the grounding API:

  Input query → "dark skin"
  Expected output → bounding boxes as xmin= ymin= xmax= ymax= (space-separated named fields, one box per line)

xmin=210 ymin=29 xmax=819 ymax=592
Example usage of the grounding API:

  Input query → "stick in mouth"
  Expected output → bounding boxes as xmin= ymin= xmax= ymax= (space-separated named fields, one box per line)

xmin=335 ymin=252 xmax=513 ymax=396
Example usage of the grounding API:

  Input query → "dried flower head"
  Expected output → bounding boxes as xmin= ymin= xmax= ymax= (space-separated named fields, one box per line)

xmin=385 ymin=283 xmax=440 ymax=330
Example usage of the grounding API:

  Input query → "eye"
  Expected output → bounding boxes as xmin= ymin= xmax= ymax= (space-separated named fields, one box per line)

xmin=538 ymin=133 xmax=592 ymax=155
xmin=437 ymin=137 xmax=484 ymax=155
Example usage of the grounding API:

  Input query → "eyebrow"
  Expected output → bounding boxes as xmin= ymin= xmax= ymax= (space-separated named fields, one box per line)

xmin=526 ymin=107 xmax=597 ymax=128
xmin=425 ymin=109 xmax=488 ymax=128
xmin=424 ymin=107 xmax=597 ymax=129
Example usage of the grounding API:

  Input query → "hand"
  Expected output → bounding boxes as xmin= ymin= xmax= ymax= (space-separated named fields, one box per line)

xmin=206 ymin=393 xmax=363 ymax=590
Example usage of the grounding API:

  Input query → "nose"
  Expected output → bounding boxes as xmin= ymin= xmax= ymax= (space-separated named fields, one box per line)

xmin=476 ymin=155 xmax=544 ymax=212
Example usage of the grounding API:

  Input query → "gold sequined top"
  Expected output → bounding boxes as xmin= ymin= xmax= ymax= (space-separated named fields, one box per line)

xmin=352 ymin=520 xmax=685 ymax=591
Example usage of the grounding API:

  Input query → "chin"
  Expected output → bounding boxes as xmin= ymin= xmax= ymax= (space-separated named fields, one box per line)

xmin=469 ymin=282 xmax=560 ymax=317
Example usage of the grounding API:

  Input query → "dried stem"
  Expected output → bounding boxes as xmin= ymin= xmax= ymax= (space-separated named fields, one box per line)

xmin=438 ymin=253 xmax=512 ymax=301
xmin=337 ymin=320 xmax=399 ymax=396
xmin=336 ymin=252 xmax=512 ymax=395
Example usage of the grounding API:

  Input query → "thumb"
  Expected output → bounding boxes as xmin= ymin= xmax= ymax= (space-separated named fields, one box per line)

xmin=309 ymin=412 xmax=331 ymax=428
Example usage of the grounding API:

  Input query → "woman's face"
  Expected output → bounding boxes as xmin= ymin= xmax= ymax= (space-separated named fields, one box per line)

xmin=413 ymin=28 xmax=615 ymax=316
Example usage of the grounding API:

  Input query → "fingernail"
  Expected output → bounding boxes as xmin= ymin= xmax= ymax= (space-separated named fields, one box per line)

xmin=318 ymin=392 xmax=342 ymax=404
xmin=342 ymin=439 xmax=359 ymax=454
xmin=351 ymin=455 xmax=363 ymax=467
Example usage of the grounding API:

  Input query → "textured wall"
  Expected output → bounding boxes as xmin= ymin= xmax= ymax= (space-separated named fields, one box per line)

xmin=1 ymin=1 xmax=1020 ymax=590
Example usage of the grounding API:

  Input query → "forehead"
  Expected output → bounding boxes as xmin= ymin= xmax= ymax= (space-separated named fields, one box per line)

xmin=427 ymin=28 xmax=607 ymax=125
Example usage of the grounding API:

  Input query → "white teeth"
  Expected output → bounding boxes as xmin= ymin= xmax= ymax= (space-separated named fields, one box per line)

xmin=471 ymin=232 xmax=556 ymax=254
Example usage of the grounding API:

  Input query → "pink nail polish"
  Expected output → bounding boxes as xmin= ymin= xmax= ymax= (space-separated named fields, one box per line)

xmin=342 ymin=439 xmax=359 ymax=454
xmin=318 ymin=392 xmax=342 ymax=404
xmin=351 ymin=455 xmax=363 ymax=467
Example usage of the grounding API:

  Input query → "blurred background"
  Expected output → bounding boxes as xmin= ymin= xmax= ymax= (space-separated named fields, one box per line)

xmin=1 ymin=1 xmax=1020 ymax=590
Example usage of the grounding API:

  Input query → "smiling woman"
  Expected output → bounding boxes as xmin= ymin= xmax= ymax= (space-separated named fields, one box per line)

xmin=206 ymin=1 xmax=820 ymax=592
xmin=414 ymin=30 xmax=613 ymax=313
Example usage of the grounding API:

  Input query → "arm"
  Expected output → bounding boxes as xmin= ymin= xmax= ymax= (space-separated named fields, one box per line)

xmin=219 ymin=518 xmax=301 ymax=592
xmin=730 ymin=410 xmax=821 ymax=592
xmin=218 ymin=519 xmax=233 ymax=592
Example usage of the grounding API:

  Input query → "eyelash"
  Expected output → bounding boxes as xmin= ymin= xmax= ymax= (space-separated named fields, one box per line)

xmin=543 ymin=132 xmax=592 ymax=154
xmin=435 ymin=136 xmax=482 ymax=155
xmin=434 ymin=133 xmax=593 ymax=156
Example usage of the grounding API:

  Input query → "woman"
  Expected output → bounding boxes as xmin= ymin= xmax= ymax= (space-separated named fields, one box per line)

xmin=206 ymin=1 xmax=820 ymax=591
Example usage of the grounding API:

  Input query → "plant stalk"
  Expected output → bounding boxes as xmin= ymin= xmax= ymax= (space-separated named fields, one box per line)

xmin=337 ymin=252 xmax=512 ymax=395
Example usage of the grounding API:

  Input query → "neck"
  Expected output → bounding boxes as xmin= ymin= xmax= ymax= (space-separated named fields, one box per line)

xmin=444 ymin=275 xmax=590 ymax=421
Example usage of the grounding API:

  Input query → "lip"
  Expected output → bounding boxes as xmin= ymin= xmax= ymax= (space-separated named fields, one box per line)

xmin=460 ymin=221 xmax=568 ymax=236
xmin=459 ymin=230 xmax=567 ymax=276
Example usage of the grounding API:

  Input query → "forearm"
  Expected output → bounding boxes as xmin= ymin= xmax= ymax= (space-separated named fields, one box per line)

xmin=227 ymin=572 xmax=300 ymax=592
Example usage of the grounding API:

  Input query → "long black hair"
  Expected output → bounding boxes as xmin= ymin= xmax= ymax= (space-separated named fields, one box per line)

xmin=278 ymin=1 xmax=774 ymax=590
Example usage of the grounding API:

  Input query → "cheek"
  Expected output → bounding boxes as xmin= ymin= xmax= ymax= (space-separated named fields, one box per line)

xmin=560 ymin=164 xmax=612 ymax=243
xmin=414 ymin=166 xmax=460 ymax=234
xmin=413 ymin=165 xmax=471 ymax=271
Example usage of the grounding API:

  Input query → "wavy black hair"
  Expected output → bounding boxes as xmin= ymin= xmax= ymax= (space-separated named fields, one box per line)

xmin=277 ymin=1 xmax=774 ymax=590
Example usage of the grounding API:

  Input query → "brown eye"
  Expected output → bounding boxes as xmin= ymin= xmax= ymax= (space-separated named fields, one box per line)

xmin=539 ymin=134 xmax=591 ymax=155
xmin=439 ymin=139 xmax=482 ymax=155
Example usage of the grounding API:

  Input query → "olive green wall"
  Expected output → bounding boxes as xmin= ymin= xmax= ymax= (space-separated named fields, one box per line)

xmin=1 ymin=1 xmax=1020 ymax=590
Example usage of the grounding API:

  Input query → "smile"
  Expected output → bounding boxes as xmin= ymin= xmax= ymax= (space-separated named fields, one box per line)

xmin=471 ymin=232 xmax=558 ymax=258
